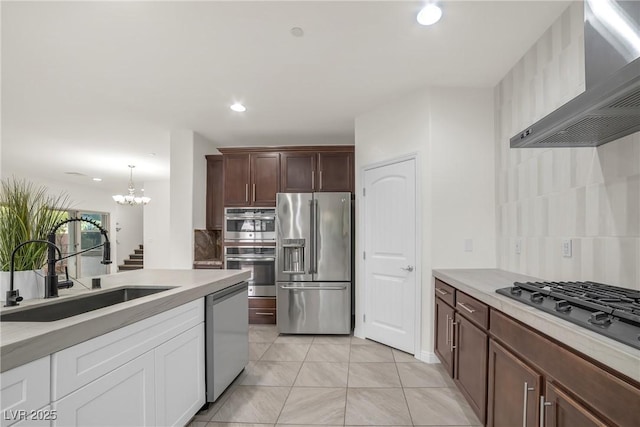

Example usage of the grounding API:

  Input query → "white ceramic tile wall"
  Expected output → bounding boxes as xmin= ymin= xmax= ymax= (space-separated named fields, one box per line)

xmin=495 ymin=2 xmax=640 ymax=289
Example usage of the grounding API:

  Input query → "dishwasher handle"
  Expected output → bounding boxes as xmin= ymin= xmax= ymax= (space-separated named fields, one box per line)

xmin=208 ymin=281 xmax=248 ymax=305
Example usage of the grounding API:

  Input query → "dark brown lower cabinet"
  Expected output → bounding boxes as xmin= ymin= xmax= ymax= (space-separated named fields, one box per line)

xmin=454 ymin=313 xmax=488 ymax=424
xmin=249 ymin=297 xmax=276 ymax=324
xmin=487 ymin=340 xmax=541 ymax=427
xmin=434 ymin=276 xmax=640 ymax=427
xmin=543 ymin=382 xmax=607 ymax=427
xmin=434 ymin=297 xmax=454 ymax=376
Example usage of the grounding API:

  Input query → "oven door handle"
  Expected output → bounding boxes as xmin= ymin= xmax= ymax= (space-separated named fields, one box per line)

xmin=226 ymin=257 xmax=276 ymax=262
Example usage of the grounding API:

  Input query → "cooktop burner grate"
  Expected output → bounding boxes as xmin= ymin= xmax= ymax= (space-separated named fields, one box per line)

xmin=496 ymin=281 xmax=640 ymax=350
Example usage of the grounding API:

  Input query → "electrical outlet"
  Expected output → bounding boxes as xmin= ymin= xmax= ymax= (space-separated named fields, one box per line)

xmin=562 ymin=239 xmax=572 ymax=258
xmin=515 ymin=239 xmax=522 ymax=255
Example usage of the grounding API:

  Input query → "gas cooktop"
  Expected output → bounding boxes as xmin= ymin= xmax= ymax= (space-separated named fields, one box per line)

xmin=496 ymin=281 xmax=640 ymax=350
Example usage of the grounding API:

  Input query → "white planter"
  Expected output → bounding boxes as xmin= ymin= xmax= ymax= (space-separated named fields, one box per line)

xmin=0 ymin=270 xmax=46 ymax=302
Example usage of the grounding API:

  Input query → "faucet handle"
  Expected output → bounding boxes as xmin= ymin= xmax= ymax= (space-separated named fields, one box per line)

xmin=4 ymin=290 xmax=24 ymax=307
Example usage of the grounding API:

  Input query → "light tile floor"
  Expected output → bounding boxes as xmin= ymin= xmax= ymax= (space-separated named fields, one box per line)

xmin=189 ymin=325 xmax=481 ymax=427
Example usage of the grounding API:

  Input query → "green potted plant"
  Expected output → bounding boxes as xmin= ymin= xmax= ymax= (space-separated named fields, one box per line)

xmin=0 ymin=177 xmax=70 ymax=301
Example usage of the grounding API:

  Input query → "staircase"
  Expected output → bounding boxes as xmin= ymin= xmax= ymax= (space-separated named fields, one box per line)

xmin=118 ymin=244 xmax=144 ymax=272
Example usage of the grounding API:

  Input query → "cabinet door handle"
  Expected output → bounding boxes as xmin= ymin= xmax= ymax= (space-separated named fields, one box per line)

xmin=445 ymin=314 xmax=451 ymax=345
xmin=255 ymin=312 xmax=274 ymax=316
xmin=312 ymin=170 xmax=315 ymax=189
xmin=457 ymin=302 xmax=476 ymax=314
xmin=450 ymin=320 xmax=457 ymax=351
xmin=245 ymin=184 xmax=249 ymax=202
xmin=435 ymin=288 xmax=449 ymax=296
xmin=253 ymin=183 xmax=256 ymax=202
xmin=319 ymin=170 xmax=323 ymax=190
xmin=539 ymin=396 xmax=552 ymax=427
xmin=522 ymin=382 xmax=534 ymax=427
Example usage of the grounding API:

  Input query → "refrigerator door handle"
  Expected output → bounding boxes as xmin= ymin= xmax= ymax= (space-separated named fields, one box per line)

xmin=280 ymin=285 xmax=348 ymax=290
xmin=309 ymin=199 xmax=317 ymax=273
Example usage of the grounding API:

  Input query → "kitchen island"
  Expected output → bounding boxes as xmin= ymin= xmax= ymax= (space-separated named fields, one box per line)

xmin=0 ymin=269 xmax=250 ymax=427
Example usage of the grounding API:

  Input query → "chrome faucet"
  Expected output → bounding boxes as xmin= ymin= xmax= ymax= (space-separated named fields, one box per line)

xmin=45 ymin=217 xmax=112 ymax=298
xmin=4 ymin=240 xmax=64 ymax=307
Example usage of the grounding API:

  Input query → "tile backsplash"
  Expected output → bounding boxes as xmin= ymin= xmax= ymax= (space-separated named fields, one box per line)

xmin=495 ymin=2 xmax=640 ymax=289
xmin=194 ymin=229 xmax=221 ymax=261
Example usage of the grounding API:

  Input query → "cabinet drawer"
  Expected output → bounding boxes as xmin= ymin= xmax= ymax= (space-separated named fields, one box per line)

xmin=248 ymin=297 xmax=276 ymax=309
xmin=249 ymin=308 xmax=276 ymax=324
xmin=456 ymin=292 xmax=488 ymax=330
xmin=434 ymin=279 xmax=455 ymax=307
xmin=52 ymin=299 xmax=204 ymax=401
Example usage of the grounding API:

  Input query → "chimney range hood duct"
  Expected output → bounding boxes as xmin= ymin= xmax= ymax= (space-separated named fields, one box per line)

xmin=511 ymin=0 xmax=640 ymax=148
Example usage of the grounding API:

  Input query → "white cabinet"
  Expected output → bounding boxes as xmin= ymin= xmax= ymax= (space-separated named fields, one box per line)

xmin=155 ymin=325 xmax=205 ymax=427
xmin=53 ymin=352 xmax=155 ymax=427
xmin=1 ymin=357 xmax=50 ymax=427
xmin=3 ymin=297 xmax=211 ymax=427
xmin=51 ymin=299 xmax=203 ymax=401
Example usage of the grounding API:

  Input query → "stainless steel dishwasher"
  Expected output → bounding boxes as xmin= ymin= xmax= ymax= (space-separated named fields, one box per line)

xmin=205 ymin=281 xmax=249 ymax=402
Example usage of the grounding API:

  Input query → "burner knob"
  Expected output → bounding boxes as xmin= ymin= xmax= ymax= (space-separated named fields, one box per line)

xmin=555 ymin=300 xmax=572 ymax=312
xmin=530 ymin=292 xmax=544 ymax=303
xmin=510 ymin=287 xmax=522 ymax=296
xmin=589 ymin=311 xmax=611 ymax=326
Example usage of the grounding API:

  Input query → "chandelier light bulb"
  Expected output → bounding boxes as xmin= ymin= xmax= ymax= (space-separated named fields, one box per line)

xmin=417 ymin=4 xmax=442 ymax=26
xmin=112 ymin=165 xmax=151 ymax=206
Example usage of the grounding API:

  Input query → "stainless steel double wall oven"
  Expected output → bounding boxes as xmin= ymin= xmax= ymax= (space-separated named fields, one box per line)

xmin=224 ymin=208 xmax=276 ymax=297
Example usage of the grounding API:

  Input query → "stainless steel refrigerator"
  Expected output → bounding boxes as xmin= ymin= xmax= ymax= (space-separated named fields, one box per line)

xmin=276 ymin=192 xmax=352 ymax=334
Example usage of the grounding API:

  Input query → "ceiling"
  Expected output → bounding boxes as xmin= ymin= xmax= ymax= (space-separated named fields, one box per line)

xmin=1 ymin=1 xmax=571 ymax=192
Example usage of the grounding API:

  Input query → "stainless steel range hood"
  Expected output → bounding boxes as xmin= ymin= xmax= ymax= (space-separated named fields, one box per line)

xmin=511 ymin=0 xmax=640 ymax=148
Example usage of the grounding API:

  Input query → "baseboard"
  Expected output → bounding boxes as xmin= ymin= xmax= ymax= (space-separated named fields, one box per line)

xmin=419 ymin=350 xmax=441 ymax=364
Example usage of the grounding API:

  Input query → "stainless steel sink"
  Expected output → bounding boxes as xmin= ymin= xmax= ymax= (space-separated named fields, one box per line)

xmin=0 ymin=287 xmax=174 ymax=322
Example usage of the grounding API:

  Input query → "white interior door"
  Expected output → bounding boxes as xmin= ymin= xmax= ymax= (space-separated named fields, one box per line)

xmin=363 ymin=157 xmax=417 ymax=353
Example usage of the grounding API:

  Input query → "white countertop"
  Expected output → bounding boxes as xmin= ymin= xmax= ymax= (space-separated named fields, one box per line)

xmin=433 ymin=268 xmax=640 ymax=383
xmin=0 ymin=269 xmax=250 ymax=372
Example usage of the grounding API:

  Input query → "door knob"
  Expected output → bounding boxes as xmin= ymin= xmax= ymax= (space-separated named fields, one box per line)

xmin=401 ymin=265 xmax=414 ymax=272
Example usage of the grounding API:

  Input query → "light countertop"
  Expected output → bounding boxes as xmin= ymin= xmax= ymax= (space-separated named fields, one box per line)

xmin=0 ymin=268 xmax=250 ymax=372
xmin=433 ymin=268 xmax=640 ymax=383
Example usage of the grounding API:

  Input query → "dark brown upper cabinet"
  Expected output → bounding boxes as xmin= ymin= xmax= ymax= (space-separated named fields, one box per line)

xmin=220 ymin=150 xmax=280 ymax=207
xmin=222 ymin=153 xmax=252 ymax=207
xmin=280 ymin=148 xmax=354 ymax=193
xmin=280 ymin=152 xmax=316 ymax=193
xmin=250 ymin=153 xmax=280 ymax=206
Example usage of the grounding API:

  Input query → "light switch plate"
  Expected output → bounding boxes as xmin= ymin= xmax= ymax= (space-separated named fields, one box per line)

xmin=464 ymin=239 xmax=473 ymax=252
xmin=562 ymin=239 xmax=572 ymax=258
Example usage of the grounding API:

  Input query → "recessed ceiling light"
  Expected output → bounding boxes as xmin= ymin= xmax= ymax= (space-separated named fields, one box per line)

xmin=417 ymin=4 xmax=442 ymax=26
xmin=230 ymin=103 xmax=247 ymax=112
xmin=148 ymin=152 xmax=157 ymax=157
xmin=290 ymin=27 xmax=304 ymax=37
xmin=93 ymin=178 xmax=102 ymax=182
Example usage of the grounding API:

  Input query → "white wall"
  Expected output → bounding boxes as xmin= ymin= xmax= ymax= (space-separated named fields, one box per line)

xmin=354 ymin=86 xmax=495 ymax=360
xmin=495 ymin=2 xmax=640 ymax=289
xmin=430 ymin=87 xmax=496 ymax=269
xmin=143 ymin=179 xmax=171 ymax=269
xmin=169 ymin=130 xmax=195 ymax=268
xmin=144 ymin=130 xmax=217 ymax=269
xmin=192 ymin=133 xmax=212 ymax=230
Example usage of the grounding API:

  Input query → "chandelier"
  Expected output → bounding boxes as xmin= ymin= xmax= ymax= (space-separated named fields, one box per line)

xmin=112 ymin=165 xmax=151 ymax=206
